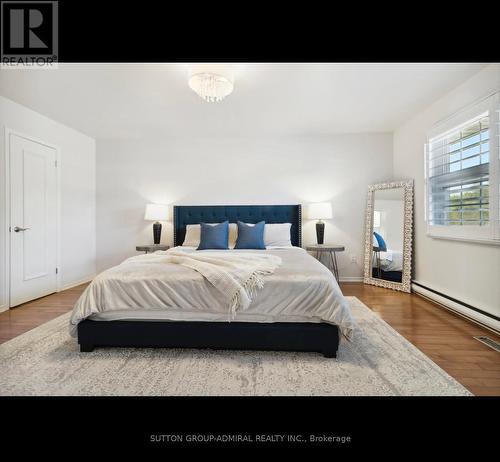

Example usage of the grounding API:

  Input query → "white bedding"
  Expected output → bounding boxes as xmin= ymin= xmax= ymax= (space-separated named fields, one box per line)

xmin=373 ymin=249 xmax=403 ymax=272
xmin=70 ymin=246 xmax=355 ymax=339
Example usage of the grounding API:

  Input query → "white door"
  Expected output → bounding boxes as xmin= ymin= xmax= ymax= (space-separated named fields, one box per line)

xmin=10 ymin=133 xmax=58 ymax=307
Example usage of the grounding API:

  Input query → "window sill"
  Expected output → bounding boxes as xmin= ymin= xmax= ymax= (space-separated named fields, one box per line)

xmin=427 ymin=234 xmax=500 ymax=246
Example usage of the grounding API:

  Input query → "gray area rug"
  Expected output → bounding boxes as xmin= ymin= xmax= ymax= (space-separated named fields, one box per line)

xmin=0 ymin=297 xmax=472 ymax=396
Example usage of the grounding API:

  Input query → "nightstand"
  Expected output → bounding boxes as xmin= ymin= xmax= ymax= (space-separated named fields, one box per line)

xmin=136 ymin=245 xmax=170 ymax=254
xmin=306 ymin=244 xmax=345 ymax=282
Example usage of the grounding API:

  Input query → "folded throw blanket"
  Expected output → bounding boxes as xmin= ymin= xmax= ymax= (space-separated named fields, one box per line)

xmin=156 ymin=249 xmax=282 ymax=318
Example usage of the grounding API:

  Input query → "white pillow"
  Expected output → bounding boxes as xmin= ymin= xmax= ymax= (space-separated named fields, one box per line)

xmin=182 ymin=224 xmax=202 ymax=247
xmin=264 ymin=223 xmax=292 ymax=247
xmin=182 ymin=223 xmax=238 ymax=248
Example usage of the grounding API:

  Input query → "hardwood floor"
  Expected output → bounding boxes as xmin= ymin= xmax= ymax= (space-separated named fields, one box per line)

xmin=0 ymin=284 xmax=86 ymax=344
xmin=341 ymin=283 xmax=500 ymax=396
xmin=0 ymin=282 xmax=499 ymax=396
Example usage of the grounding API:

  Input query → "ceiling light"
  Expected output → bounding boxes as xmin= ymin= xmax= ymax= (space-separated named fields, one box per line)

xmin=188 ymin=64 xmax=234 ymax=102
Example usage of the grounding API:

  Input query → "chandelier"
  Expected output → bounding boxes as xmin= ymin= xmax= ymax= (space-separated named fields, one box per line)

xmin=188 ymin=65 xmax=234 ymax=102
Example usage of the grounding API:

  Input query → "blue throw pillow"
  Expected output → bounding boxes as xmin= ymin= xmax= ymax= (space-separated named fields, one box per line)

xmin=373 ymin=231 xmax=387 ymax=251
xmin=234 ymin=221 xmax=266 ymax=250
xmin=197 ymin=221 xmax=229 ymax=250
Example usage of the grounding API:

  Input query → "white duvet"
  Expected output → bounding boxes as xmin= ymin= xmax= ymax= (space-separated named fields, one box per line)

xmin=373 ymin=249 xmax=403 ymax=272
xmin=70 ymin=247 xmax=355 ymax=340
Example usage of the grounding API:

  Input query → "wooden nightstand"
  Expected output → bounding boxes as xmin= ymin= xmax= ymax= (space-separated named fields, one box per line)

xmin=306 ymin=244 xmax=345 ymax=282
xmin=136 ymin=245 xmax=170 ymax=254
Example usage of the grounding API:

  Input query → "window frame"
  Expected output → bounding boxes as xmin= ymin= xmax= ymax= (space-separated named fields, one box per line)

xmin=424 ymin=91 xmax=500 ymax=244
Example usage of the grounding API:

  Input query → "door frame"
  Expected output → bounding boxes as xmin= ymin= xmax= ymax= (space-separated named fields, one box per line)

xmin=3 ymin=127 xmax=62 ymax=311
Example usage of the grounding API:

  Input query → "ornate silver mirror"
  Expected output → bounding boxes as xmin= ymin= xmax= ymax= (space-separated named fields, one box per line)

xmin=363 ymin=180 xmax=414 ymax=292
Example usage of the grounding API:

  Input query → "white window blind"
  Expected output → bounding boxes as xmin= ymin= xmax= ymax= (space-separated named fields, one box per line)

xmin=425 ymin=92 xmax=500 ymax=243
xmin=428 ymin=113 xmax=489 ymax=226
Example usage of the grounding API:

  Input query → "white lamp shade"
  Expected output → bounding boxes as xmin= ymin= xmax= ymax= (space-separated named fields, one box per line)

xmin=307 ymin=202 xmax=332 ymax=220
xmin=144 ymin=204 xmax=169 ymax=221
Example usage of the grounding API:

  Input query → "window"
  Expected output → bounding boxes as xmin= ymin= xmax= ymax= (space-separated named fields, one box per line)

xmin=428 ymin=114 xmax=489 ymax=226
xmin=425 ymin=92 xmax=500 ymax=243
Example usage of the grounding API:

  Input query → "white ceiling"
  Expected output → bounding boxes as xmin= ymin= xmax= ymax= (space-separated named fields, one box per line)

xmin=0 ymin=63 xmax=486 ymax=139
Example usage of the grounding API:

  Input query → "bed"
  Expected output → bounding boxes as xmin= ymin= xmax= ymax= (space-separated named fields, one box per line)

xmin=372 ymin=248 xmax=403 ymax=282
xmin=73 ymin=205 xmax=353 ymax=357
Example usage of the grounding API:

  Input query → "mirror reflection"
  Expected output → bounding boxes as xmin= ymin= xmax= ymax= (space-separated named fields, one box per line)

xmin=371 ymin=188 xmax=405 ymax=283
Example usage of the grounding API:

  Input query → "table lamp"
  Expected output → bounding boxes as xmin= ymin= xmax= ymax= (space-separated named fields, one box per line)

xmin=144 ymin=204 xmax=169 ymax=244
xmin=307 ymin=202 xmax=332 ymax=245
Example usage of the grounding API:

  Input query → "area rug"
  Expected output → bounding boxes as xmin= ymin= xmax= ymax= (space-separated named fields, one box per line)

xmin=0 ymin=297 xmax=472 ymax=396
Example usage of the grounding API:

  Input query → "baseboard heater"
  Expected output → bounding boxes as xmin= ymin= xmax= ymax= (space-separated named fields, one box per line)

xmin=473 ymin=336 xmax=500 ymax=352
xmin=412 ymin=281 xmax=500 ymax=335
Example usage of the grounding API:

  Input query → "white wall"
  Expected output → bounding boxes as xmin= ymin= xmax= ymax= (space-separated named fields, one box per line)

xmin=0 ymin=96 xmax=96 ymax=310
xmin=96 ymin=134 xmax=393 ymax=279
xmin=393 ymin=64 xmax=500 ymax=323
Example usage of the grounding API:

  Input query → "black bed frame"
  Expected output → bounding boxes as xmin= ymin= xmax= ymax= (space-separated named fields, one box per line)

xmin=78 ymin=205 xmax=340 ymax=358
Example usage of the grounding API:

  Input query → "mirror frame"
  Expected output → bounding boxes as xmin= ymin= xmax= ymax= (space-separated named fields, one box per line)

xmin=363 ymin=179 xmax=414 ymax=293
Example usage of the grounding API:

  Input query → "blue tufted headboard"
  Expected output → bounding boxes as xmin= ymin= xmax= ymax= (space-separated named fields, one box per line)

xmin=173 ymin=205 xmax=302 ymax=247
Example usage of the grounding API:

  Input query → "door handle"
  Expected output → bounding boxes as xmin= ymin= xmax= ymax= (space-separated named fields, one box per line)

xmin=13 ymin=226 xmax=31 ymax=232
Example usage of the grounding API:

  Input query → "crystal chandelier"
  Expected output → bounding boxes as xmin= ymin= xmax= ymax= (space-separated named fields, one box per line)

xmin=188 ymin=65 xmax=234 ymax=102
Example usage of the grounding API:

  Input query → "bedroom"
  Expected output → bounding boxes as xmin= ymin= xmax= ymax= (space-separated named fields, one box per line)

xmin=1 ymin=59 xmax=499 ymax=450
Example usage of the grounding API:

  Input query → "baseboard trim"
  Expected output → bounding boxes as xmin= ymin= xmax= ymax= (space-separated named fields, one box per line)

xmin=59 ymin=276 xmax=94 ymax=292
xmin=339 ymin=277 xmax=364 ymax=282
xmin=0 ymin=276 xmax=94 ymax=311
xmin=412 ymin=283 xmax=500 ymax=335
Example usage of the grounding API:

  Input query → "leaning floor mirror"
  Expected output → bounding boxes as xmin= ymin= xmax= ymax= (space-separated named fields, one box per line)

xmin=363 ymin=180 xmax=414 ymax=292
